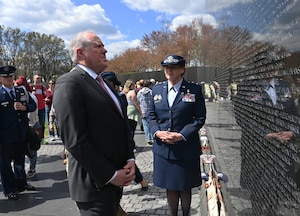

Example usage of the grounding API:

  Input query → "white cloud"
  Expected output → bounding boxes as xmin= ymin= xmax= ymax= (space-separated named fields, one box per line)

xmin=204 ymin=0 xmax=254 ymax=12
xmin=105 ymin=39 xmax=141 ymax=60
xmin=121 ymin=0 xmax=206 ymax=14
xmin=170 ymin=14 xmax=217 ymax=31
xmin=122 ymin=0 xmax=218 ymax=32
xmin=0 ymin=0 xmax=125 ymax=42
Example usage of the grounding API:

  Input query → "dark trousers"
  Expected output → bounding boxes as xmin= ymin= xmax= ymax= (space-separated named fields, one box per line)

xmin=38 ymin=108 xmax=45 ymax=138
xmin=76 ymin=185 xmax=123 ymax=216
xmin=128 ymin=119 xmax=137 ymax=137
xmin=0 ymin=141 xmax=27 ymax=195
xmin=128 ymin=119 xmax=144 ymax=184
xmin=135 ymin=164 xmax=143 ymax=184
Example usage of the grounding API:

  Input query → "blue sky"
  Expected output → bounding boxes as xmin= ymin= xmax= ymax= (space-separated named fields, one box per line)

xmin=0 ymin=0 xmax=299 ymax=59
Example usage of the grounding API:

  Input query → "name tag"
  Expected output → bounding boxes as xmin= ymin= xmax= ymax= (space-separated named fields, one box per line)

xmin=1 ymin=101 xmax=9 ymax=107
xmin=35 ymin=89 xmax=42 ymax=94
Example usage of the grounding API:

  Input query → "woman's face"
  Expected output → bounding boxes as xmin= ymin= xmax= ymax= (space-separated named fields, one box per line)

xmin=164 ymin=65 xmax=185 ymax=84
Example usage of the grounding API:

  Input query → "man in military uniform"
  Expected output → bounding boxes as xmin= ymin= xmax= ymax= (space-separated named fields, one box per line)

xmin=0 ymin=65 xmax=36 ymax=200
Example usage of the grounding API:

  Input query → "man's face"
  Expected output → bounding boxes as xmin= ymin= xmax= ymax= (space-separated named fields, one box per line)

xmin=0 ymin=75 xmax=14 ymax=88
xmin=34 ymin=75 xmax=42 ymax=84
xmin=79 ymin=33 xmax=108 ymax=74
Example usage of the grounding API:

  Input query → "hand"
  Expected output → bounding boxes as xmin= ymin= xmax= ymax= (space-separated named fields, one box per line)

xmin=156 ymin=131 xmax=183 ymax=144
xmin=266 ymin=131 xmax=294 ymax=142
xmin=49 ymin=122 xmax=54 ymax=132
xmin=14 ymin=102 xmax=27 ymax=111
xmin=110 ymin=161 xmax=135 ymax=187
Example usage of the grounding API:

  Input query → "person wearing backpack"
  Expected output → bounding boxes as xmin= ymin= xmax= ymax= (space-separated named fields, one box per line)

xmin=31 ymin=74 xmax=47 ymax=140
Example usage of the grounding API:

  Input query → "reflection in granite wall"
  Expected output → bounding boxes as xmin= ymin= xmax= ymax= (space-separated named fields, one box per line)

xmin=209 ymin=0 xmax=300 ymax=215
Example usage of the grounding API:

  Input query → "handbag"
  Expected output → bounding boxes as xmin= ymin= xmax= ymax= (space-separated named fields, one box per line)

xmin=25 ymin=124 xmax=42 ymax=157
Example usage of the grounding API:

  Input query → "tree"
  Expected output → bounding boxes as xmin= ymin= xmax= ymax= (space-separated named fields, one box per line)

xmin=19 ymin=32 xmax=67 ymax=80
xmin=0 ymin=26 xmax=25 ymax=66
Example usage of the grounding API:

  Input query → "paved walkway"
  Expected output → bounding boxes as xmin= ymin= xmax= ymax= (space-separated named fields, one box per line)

xmin=0 ymin=101 xmax=253 ymax=216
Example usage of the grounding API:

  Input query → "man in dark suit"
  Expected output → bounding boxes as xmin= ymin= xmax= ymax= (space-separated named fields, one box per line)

xmin=147 ymin=54 xmax=206 ymax=216
xmin=0 ymin=65 xmax=36 ymax=200
xmin=53 ymin=31 xmax=135 ymax=216
xmin=259 ymin=75 xmax=297 ymax=115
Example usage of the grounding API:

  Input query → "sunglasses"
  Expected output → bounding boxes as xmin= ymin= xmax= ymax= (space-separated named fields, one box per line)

xmin=49 ymin=82 xmax=55 ymax=84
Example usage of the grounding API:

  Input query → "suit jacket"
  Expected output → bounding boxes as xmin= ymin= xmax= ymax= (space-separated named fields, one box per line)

xmin=147 ymin=79 xmax=206 ymax=160
xmin=260 ymin=79 xmax=297 ymax=115
xmin=0 ymin=86 xmax=36 ymax=144
xmin=53 ymin=66 xmax=134 ymax=202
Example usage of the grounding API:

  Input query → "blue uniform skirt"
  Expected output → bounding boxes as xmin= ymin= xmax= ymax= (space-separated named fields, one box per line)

xmin=153 ymin=154 xmax=202 ymax=191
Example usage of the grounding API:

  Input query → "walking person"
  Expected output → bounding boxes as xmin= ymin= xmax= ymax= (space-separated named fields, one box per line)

xmin=0 ymin=66 xmax=36 ymax=200
xmin=122 ymin=79 xmax=142 ymax=150
xmin=147 ymin=54 xmax=206 ymax=216
xmin=45 ymin=79 xmax=58 ymax=141
xmin=137 ymin=79 xmax=153 ymax=145
xmin=53 ymin=30 xmax=135 ymax=216
xmin=31 ymin=74 xmax=47 ymax=140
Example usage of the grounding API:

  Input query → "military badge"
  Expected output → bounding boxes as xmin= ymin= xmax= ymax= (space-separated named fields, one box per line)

xmin=182 ymin=90 xmax=195 ymax=102
xmin=163 ymin=56 xmax=179 ymax=64
xmin=154 ymin=94 xmax=162 ymax=103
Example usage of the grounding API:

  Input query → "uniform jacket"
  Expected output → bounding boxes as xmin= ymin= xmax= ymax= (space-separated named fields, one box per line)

xmin=0 ymin=86 xmax=36 ymax=144
xmin=53 ymin=66 xmax=134 ymax=202
xmin=147 ymin=79 xmax=206 ymax=160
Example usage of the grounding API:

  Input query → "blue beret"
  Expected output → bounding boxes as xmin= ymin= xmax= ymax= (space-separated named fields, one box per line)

xmin=101 ymin=71 xmax=121 ymax=86
xmin=0 ymin=65 xmax=16 ymax=77
xmin=161 ymin=54 xmax=185 ymax=67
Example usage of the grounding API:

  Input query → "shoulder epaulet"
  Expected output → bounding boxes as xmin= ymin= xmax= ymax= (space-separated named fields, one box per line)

xmin=156 ymin=81 xmax=166 ymax=85
xmin=187 ymin=80 xmax=200 ymax=85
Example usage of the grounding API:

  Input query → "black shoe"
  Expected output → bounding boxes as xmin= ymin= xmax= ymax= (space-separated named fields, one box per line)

xmin=18 ymin=183 xmax=36 ymax=192
xmin=141 ymin=186 xmax=148 ymax=191
xmin=6 ymin=192 xmax=20 ymax=200
xmin=25 ymin=183 xmax=35 ymax=191
xmin=147 ymin=140 xmax=153 ymax=145
xmin=26 ymin=170 xmax=36 ymax=179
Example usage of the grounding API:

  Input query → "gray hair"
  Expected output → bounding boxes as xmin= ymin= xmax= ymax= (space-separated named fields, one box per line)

xmin=69 ymin=30 xmax=96 ymax=63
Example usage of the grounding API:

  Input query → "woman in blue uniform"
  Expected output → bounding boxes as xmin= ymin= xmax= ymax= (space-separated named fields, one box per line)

xmin=147 ymin=55 xmax=206 ymax=216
